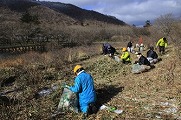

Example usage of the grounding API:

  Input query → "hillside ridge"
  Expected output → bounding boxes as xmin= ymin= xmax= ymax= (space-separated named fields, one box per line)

xmin=0 ymin=0 xmax=127 ymax=26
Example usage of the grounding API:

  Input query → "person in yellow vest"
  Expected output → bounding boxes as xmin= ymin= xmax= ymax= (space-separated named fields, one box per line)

xmin=120 ymin=47 xmax=131 ymax=64
xmin=156 ymin=37 xmax=168 ymax=54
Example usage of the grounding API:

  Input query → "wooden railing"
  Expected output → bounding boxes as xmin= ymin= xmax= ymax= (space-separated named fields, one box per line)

xmin=0 ymin=44 xmax=46 ymax=53
xmin=0 ymin=35 xmax=75 ymax=53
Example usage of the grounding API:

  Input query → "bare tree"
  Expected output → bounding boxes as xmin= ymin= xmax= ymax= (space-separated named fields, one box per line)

xmin=154 ymin=13 xmax=175 ymax=38
xmin=154 ymin=13 xmax=181 ymax=59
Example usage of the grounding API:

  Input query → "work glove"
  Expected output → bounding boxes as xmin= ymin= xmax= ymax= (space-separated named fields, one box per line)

xmin=61 ymin=83 xmax=70 ymax=89
xmin=134 ymin=61 xmax=138 ymax=64
xmin=155 ymin=46 xmax=158 ymax=50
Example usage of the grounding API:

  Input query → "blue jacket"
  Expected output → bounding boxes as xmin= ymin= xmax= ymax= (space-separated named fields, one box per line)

xmin=69 ymin=71 xmax=96 ymax=113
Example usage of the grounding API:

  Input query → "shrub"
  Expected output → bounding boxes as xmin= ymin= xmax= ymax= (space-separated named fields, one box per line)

xmin=21 ymin=12 xmax=40 ymax=24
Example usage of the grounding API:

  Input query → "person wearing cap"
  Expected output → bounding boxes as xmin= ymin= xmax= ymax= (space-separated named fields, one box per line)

xmin=135 ymin=52 xmax=150 ymax=66
xmin=132 ymin=52 xmax=151 ymax=73
xmin=120 ymin=47 xmax=131 ymax=64
xmin=156 ymin=37 xmax=168 ymax=54
xmin=147 ymin=46 xmax=159 ymax=64
xmin=65 ymin=65 xmax=97 ymax=117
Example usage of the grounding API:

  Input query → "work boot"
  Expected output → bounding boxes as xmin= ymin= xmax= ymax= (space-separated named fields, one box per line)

xmin=82 ymin=113 xmax=88 ymax=119
xmin=87 ymin=103 xmax=98 ymax=115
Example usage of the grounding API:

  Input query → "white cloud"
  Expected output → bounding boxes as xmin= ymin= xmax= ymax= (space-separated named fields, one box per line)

xmin=39 ymin=0 xmax=181 ymax=25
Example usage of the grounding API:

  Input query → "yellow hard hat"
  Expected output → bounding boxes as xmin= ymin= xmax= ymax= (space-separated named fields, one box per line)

xmin=122 ymin=47 xmax=127 ymax=52
xmin=73 ymin=65 xmax=83 ymax=73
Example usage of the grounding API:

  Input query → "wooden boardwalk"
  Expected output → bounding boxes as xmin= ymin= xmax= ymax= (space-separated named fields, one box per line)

xmin=0 ymin=35 xmax=75 ymax=53
xmin=0 ymin=44 xmax=46 ymax=53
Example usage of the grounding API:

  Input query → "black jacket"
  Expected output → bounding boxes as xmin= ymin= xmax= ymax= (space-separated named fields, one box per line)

xmin=127 ymin=41 xmax=132 ymax=48
xmin=138 ymin=55 xmax=150 ymax=66
xmin=147 ymin=50 xmax=158 ymax=59
xmin=102 ymin=43 xmax=116 ymax=55
xmin=108 ymin=46 xmax=116 ymax=55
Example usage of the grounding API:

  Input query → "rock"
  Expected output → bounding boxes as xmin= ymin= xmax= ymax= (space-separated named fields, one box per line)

xmin=0 ymin=95 xmax=19 ymax=105
xmin=1 ymin=76 xmax=16 ymax=87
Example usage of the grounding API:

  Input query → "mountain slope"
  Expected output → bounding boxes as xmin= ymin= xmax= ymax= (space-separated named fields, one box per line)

xmin=0 ymin=0 xmax=127 ymax=26
xmin=40 ymin=1 xmax=127 ymax=25
xmin=0 ymin=0 xmax=39 ymax=12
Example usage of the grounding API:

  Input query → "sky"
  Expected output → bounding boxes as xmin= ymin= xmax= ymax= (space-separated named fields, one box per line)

xmin=39 ymin=0 xmax=181 ymax=26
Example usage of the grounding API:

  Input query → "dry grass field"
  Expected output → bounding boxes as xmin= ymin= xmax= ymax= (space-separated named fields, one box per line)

xmin=0 ymin=3 xmax=181 ymax=119
xmin=0 ymin=41 xmax=180 ymax=120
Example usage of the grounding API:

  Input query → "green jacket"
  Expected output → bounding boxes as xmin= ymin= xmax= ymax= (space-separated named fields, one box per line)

xmin=120 ymin=51 xmax=131 ymax=62
xmin=156 ymin=38 xmax=168 ymax=47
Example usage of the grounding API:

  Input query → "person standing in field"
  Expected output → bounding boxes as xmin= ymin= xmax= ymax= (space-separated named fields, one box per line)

xmin=127 ymin=41 xmax=133 ymax=53
xmin=156 ymin=37 xmax=168 ymax=55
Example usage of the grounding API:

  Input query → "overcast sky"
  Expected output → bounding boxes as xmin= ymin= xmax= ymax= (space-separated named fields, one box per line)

xmin=39 ymin=0 xmax=181 ymax=26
